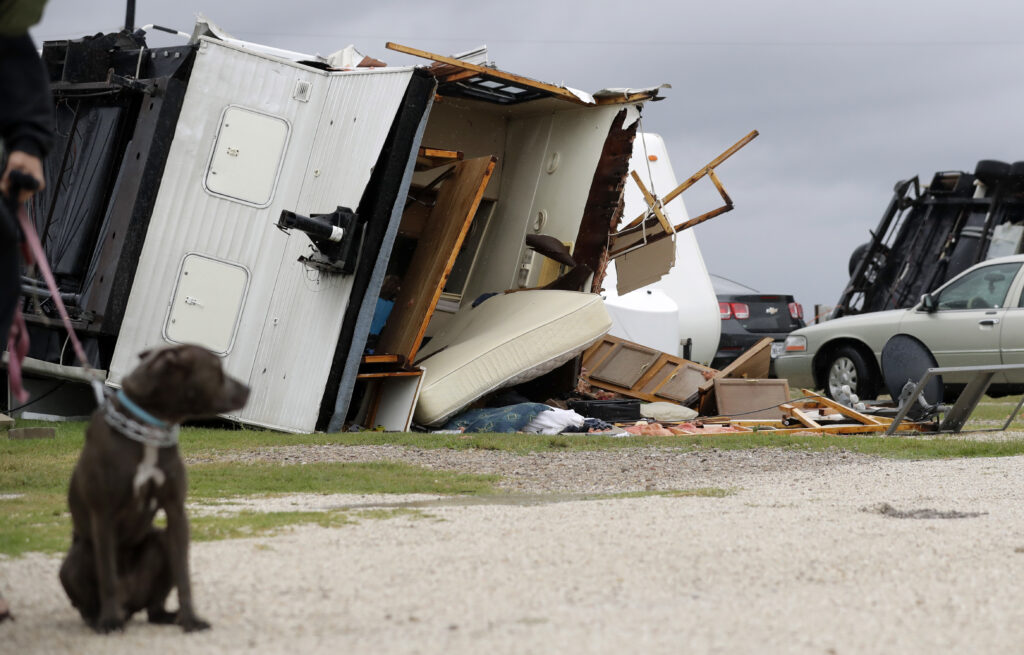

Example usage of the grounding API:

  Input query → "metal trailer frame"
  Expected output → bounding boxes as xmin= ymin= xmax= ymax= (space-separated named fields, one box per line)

xmin=884 ymin=363 xmax=1024 ymax=435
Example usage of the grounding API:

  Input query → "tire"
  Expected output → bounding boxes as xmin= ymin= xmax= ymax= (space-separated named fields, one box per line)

xmin=848 ymin=242 xmax=870 ymax=277
xmin=824 ymin=345 xmax=877 ymax=403
xmin=974 ymin=160 xmax=1010 ymax=186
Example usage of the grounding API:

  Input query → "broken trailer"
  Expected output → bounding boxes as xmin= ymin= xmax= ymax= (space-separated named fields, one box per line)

xmin=13 ymin=20 xmax=747 ymax=432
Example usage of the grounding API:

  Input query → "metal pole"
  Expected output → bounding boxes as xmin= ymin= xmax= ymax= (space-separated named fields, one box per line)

xmin=124 ymin=0 xmax=135 ymax=32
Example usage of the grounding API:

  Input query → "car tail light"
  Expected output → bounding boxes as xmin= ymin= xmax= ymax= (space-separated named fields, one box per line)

xmin=719 ymin=302 xmax=732 ymax=320
xmin=788 ymin=302 xmax=803 ymax=320
xmin=731 ymin=302 xmax=749 ymax=319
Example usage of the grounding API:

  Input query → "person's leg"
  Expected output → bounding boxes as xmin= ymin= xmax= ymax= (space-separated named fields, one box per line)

xmin=0 ymin=202 xmax=22 ymax=343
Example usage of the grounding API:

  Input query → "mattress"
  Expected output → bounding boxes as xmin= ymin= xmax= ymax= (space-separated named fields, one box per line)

xmin=413 ymin=290 xmax=612 ymax=426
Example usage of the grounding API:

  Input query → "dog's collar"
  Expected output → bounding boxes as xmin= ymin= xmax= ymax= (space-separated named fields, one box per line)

xmin=115 ymin=389 xmax=171 ymax=429
xmin=103 ymin=389 xmax=180 ymax=448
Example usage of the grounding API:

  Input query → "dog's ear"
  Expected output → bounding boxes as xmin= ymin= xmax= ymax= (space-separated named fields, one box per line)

xmin=125 ymin=347 xmax=186 ymax=400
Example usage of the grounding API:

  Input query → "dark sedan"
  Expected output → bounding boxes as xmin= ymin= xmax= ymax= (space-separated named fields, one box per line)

xmin=711 ymin=274 xmax=805 ymax=372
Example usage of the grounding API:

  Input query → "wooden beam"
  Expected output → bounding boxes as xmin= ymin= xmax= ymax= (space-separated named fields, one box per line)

xmin=594 ymin=91 xmax=660 ymax=106
xmin=779 ymin=403 xmax=822 ymax=428
xmin=386 ymin=42 xmax=587 ymax=104
xmin=441 ymin=70 xmax=479 ymax=83
xmin=707 ymin=167 xmax=732 ymax=206
xmin=672 ymin=204 xmax=733 ymax=233
xmin=630 ymin=170 xmax=674 ymax=235
xmin=355 ymin=371 xmax=423 ymax=379
xmin=797 ymin=390 xmax=886 ymax=426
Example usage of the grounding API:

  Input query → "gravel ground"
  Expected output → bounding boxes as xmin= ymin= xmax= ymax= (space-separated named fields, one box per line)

xmin=3 ymin=445 xmax=1024 ymax=654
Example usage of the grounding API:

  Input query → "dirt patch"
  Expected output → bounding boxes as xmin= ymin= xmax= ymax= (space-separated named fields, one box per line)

xmin=864 ymin=502 xmax=988 ymax=519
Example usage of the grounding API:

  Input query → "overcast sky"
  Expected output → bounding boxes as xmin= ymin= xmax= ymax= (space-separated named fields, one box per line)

xmin=29 ymin=0 xmax=1024 ymax=316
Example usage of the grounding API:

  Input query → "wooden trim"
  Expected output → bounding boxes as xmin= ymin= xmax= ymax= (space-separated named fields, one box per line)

xmin=356 ymin=371 xmax=423 ymax=379
xmin=386 ymin=42 xmax=586 ymax=104
xmin=418 ymin=147 xmax=462 ymax=161
xmin=362 ymin=354 xmax=403 ymax=365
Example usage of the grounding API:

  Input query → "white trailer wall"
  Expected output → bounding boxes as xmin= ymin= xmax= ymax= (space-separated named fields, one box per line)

xmin=461 ymin=103 xmax=625 ymax=303
xmin=109 ymin=38 xmax=414 ymax=432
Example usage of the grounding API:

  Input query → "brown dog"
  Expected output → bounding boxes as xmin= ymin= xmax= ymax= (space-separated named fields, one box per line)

xmin=60 ymin=345 xmax=249 ymax=632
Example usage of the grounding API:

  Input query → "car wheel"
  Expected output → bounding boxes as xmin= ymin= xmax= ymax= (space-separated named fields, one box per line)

xmin=974 ymin=159 xmax=1010 ymax=186
xmin=848 ymin=242 xmax=870 ymax=277
xmin=824 ymin=346 xmax=876 ymax=403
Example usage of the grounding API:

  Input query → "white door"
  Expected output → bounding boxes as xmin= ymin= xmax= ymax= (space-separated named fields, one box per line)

xmin=997 ymin=267 xmax=1024 ymax=383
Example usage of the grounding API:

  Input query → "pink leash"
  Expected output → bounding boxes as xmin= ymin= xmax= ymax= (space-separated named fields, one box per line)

xmin=8 ymin=202 xmax=100 ymax=403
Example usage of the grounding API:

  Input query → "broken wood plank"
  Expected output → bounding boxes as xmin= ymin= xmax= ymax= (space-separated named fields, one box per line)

xmin=416 ymin=147 xmax=463 ymax=171
xmin=440 ymin=70 xmax=479 ymax=83
xmin=362 ymin=354 xmax=404 ymax=365
xmin=386 ymin=42 xmax=586 ymax=104
xmin=779 ymin=403 xmax=822 ymax=428
xmin=705 ymin=419 xmax=926 ymax=435
xmin=796 ymin=389 xmax=886 ymax=426
xmin=377 ymin=156 xmax=497 ymax=362
xmin=630 ymin=170 xmax=674 ymax=235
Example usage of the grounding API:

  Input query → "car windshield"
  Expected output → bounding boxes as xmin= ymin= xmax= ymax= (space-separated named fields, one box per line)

xmin=935 ymin=262 xmax=1022 ymax=310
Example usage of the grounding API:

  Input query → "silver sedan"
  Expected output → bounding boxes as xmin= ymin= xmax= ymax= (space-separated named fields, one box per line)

xmin=775 ymin=254 xmax=1024 ymax=401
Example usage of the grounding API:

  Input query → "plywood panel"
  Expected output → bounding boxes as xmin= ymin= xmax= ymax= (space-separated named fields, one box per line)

xmin=376 ymin=155 xmax=497 ymax=361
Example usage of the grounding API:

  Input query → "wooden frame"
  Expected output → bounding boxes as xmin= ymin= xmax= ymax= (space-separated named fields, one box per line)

xmin=376 ymin=155 xmax=497 ymax=362
xmin=582 ymin=335 xmax=715 ymax=405
xmin=609 ymin=131 xmax=759 ymax=257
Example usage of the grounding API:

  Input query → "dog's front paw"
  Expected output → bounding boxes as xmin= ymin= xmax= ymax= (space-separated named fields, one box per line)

xmin=93 ymin=614 xmax=125 ymax=634
xmin=177 ymin=614 xmax=211 ymax=632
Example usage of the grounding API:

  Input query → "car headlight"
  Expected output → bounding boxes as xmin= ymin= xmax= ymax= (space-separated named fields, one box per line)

xmin=783 ymin=335 xmax=807 ymax=352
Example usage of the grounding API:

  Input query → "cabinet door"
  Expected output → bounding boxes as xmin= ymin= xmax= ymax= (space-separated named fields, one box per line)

xmin=652 ymin=363 xmax=708 ymax=403
xmin=589 ymin=342 xmax=661 ymax=388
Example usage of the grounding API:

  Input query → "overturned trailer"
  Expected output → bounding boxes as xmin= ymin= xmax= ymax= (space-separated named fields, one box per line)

xmin=836 ymin=159 xmax=1024 ymax=318
xmin=17 ymin=21 xmax=702 ymax=432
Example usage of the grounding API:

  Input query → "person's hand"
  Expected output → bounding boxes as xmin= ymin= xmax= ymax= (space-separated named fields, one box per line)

xmin=0 ymin=150 xmax=46 ymax=203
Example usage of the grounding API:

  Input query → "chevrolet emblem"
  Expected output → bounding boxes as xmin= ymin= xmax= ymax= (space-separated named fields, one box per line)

xmin=765 ymin=306 xmax=779 ymax=315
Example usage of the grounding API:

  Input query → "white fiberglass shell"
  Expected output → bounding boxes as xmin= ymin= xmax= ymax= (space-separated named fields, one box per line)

xmin=603 ymin=133 xmax=721 ymax=364
xmin=109 ymin=37 xmax=415 ymax=432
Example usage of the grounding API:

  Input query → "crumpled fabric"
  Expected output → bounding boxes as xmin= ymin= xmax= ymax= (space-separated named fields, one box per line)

xmin=443 ymin=402 xmax=551 ymax=433
xmin=523 ymin=407 xmax=585 ymax=434
xmin=579 ymin=417 xmax=614 ymax=432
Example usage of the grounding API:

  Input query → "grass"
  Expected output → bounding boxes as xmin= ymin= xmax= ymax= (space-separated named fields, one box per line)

xmin=0 ymin=422 xmax=499 ymax=557
xmin=3 ymin=396 xmax=1024 ymax=558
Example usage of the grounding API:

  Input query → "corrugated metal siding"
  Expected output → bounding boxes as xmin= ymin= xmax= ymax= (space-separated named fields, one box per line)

xmin=109 ymin=38 xmax=414 ymax=432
